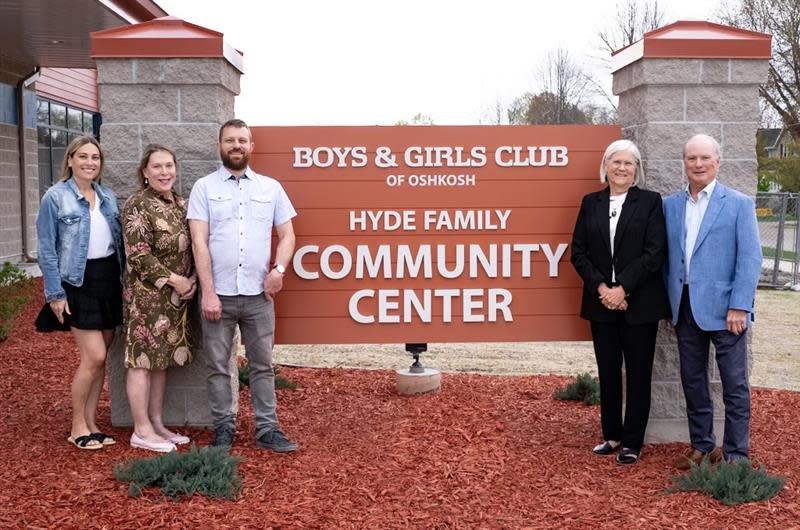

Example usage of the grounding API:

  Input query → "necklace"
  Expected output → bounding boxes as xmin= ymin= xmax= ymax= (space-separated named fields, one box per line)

xmin=609 ymin=197 xmax=623 ymax=219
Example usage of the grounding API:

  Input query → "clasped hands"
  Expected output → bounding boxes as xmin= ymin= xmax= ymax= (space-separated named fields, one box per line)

xmin=170 ymin=273 xmax=197 ymax=300
xmin=598 ymin=282 xmax=628 ymax=311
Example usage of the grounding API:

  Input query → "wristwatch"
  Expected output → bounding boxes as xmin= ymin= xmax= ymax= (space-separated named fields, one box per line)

xmin=272 ymin=264 xmax=286 ymax=274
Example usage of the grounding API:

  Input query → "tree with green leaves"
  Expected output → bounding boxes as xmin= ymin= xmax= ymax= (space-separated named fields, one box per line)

xmin=759 ymin=149 xmax=800 ymax=192
xmin=756 ymin=131 xmax=800 ymax=192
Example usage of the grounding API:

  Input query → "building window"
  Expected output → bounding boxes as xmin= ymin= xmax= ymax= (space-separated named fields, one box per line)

xmin=36 ymin=99 xmax=99 ymax=196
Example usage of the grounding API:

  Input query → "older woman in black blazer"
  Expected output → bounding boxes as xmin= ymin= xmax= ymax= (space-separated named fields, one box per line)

xmin=570 ymin=139 xmax=670 ymax=464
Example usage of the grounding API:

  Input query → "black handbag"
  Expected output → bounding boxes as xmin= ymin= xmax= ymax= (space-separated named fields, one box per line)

xmin=34 ymin=303 xmax=71 ymax=332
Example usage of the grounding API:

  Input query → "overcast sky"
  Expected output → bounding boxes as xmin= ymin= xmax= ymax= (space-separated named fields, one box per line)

xmin=155 ymin=0 xmax=723 ymax=126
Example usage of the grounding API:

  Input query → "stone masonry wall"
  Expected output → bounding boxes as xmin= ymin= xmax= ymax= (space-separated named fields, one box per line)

xmin=96 ymin=56 xmax=242 ymax=427
xmin=613 ymin=57 xmax=768 ymax=442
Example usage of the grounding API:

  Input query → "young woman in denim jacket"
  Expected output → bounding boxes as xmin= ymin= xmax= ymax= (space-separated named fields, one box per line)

xmin=36 ymin=136 xmax=124 ymax=450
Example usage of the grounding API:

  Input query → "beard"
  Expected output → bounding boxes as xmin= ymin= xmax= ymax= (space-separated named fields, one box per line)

xmin=220 ymin=148 xmax=250 ymax=171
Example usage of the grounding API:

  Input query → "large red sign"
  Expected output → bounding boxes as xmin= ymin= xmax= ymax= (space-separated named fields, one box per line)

xmin=250 ymin=125 xmax=620 ymax=344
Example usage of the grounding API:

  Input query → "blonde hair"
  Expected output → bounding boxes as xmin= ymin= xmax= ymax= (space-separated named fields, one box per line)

xmin=59 ymin=136 xmax=104 ymax=182
xmin=137 ymin=144 xmax=178 ymax=189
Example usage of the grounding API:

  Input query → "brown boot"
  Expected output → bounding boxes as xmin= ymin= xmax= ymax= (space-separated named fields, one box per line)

xmin=675 ymin=446 xmax=723 ymax=470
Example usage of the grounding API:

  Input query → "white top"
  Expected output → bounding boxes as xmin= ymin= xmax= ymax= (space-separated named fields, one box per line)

xmin=609 ymin=192 xmax=627 ymax=282
xmin=187 ymin=165 xmax=297 ymax=296
xmin=87 ymin=195 xmax=114 ymax=259
xmin=684 ymin=179 xmax=717 ymax=282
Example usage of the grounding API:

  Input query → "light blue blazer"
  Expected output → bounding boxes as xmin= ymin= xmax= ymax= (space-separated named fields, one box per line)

xmin=663 ymin=181 xmax=762 ymax=331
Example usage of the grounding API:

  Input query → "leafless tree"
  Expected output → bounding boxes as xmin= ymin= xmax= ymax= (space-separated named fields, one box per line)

xmin=478 ymin=99 xmax=507 ymax=125
xmin=395 ymin=112 xmax=434 ymax=126
xmin=598 ymin=0 xmax=667 ymax=54
xmin=506 ymin=49 xmax=594 ymax=125
xmin=539 ymin=49 xmax=591 ymax=119
xmin=717 ymin=0 xmax=800 ymax=139
xmin=588 ymin=0 xmax=668 ymax=114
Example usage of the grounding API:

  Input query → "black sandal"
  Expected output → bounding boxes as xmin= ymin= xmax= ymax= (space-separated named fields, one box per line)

xmin=615 ymin=447 xmax=639 ymax=465
xmin=592 ymin=440 xmax=621 ymax=455
xmin=67 ymin=435 xmax=103 ymax=450
xmin=90 ymin=432 xmax=116 ymax=446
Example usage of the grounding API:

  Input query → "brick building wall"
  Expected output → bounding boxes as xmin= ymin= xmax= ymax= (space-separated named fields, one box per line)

xmin=0 ymin=56 xmax=38 ymax=262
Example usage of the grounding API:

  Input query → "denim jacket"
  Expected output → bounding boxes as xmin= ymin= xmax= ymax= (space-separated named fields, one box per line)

xmin=36 ymin=178 xmax=124 ymax=302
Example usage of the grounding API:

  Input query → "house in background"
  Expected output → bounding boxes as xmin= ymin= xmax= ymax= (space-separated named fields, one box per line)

xmin=760 ymin=127 xmax=798 ymax=159
xmin=757 ymin=127 xmax=799 ymax=192
xmin=0 ymin=0 xmax=167 ymax=266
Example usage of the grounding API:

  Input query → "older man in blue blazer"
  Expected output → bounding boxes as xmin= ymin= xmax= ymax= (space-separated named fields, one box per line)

xmin=663 ymin=134 xmax=762 ymax=469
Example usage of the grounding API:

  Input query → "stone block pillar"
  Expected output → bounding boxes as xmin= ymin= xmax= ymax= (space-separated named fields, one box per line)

xmin=611 ymin=21 xmax=771 ymax=442
xmin=91 ymin=17 xmax=244 ymax=426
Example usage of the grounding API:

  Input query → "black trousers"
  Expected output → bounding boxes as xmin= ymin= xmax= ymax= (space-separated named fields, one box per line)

xmin=590 ymin=317 xmax=659 ymax=451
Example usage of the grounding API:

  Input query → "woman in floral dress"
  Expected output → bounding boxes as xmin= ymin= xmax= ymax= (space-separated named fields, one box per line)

xmin=123 ymin=144 xmax=196 ymax=453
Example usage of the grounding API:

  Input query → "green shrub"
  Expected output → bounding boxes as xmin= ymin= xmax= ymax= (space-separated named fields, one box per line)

xmin=114 ymin=445 xmax=242 ymax=500
xmin=553 ymin=372 xmax=600 ymax=405
xmin=275 ymin=374 xmax=298 ymax=390
xmin=238 ymin=364 xmax=250 ymax=388
xmin=0 ymin=262 xmax=34 ymax=341
xmin=239 ymin=363 xmax=297 ymax=390
xmin=668 ymin=458 xmax=785 ymax=506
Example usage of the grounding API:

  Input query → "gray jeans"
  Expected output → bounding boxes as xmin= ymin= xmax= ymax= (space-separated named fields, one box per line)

xmin=202 ymin=294 xmax=277 ymax=438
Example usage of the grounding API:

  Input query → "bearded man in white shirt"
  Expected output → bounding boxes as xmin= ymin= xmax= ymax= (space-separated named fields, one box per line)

xmin=188 ymin=119 xmax=298 ymax=453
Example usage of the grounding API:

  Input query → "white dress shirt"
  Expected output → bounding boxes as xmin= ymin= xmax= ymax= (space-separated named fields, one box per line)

xmin=684 ymin=178 xmax=717 ymax=282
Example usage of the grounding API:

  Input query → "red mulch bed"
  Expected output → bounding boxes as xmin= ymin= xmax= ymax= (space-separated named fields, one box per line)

xmin=1 ymin=287 xmax=798 ymax=529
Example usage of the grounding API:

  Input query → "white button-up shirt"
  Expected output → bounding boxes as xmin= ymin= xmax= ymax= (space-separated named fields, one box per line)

xmin=188 ymin=166 xmax=297 ymax=296
xmin=684 ymin=178 xmax=717 ymax=282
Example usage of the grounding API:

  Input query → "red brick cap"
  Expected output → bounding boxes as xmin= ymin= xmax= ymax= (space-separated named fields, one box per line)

xmin=611 ymin=20 xmax=771 ymax=72
xmin=90 ymin=16 xmax=243 ymax=72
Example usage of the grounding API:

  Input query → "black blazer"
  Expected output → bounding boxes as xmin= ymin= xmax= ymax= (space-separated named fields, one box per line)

xmin=570 ymin=186 xmax=670 ymax=324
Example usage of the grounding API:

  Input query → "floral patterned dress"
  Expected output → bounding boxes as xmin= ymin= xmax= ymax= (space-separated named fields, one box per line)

xmin=122 ymin=188 xmax=193 ymax=370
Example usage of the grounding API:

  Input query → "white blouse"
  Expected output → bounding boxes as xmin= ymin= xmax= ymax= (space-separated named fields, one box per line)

xmin=609 ymin=192 xmax=627 ymax=282
xmin=87 ymin=195 xmax=114 ymax=259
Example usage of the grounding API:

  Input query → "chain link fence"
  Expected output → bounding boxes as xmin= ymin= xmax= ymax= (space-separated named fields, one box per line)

xmin=757 ymin=192 xmax=800 ymax=289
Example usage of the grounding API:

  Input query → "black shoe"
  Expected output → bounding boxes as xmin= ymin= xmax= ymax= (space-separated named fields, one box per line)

xmin=211 ymin=425 xmax=235 ymax=449
xmin=615 ymin=447 xmax=639 ymax=465
xmin=256 ymin=428 xmax=298 ymax=453
xmin=592 ymin=440 xmax=621 ymax=455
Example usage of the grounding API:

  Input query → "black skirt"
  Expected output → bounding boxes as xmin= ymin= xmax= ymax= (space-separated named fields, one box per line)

xmin=35 ymin=254 xmax=123 ymax=332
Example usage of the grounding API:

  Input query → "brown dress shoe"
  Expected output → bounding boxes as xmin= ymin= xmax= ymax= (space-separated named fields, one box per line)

xmin=675 ymin=447 xmax=723 ymax=470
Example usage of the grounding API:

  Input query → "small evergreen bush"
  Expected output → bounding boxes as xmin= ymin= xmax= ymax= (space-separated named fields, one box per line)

xmin=238 ymin=364 xmax=250 ymax=388
xmin=0 ymin=262 xmax=34 ymax=341
xmin=668 ymin=458 xmax=785 ymax=506
xmin=114 ymin=445 xmax=242 ymax=500
xmin=239 ymin=363 xmax=298 ymax=390
xmin=553 ymin=372 xmax=600 ymax=405
xmin=276 ymin=372 xmax=299 ymax=390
